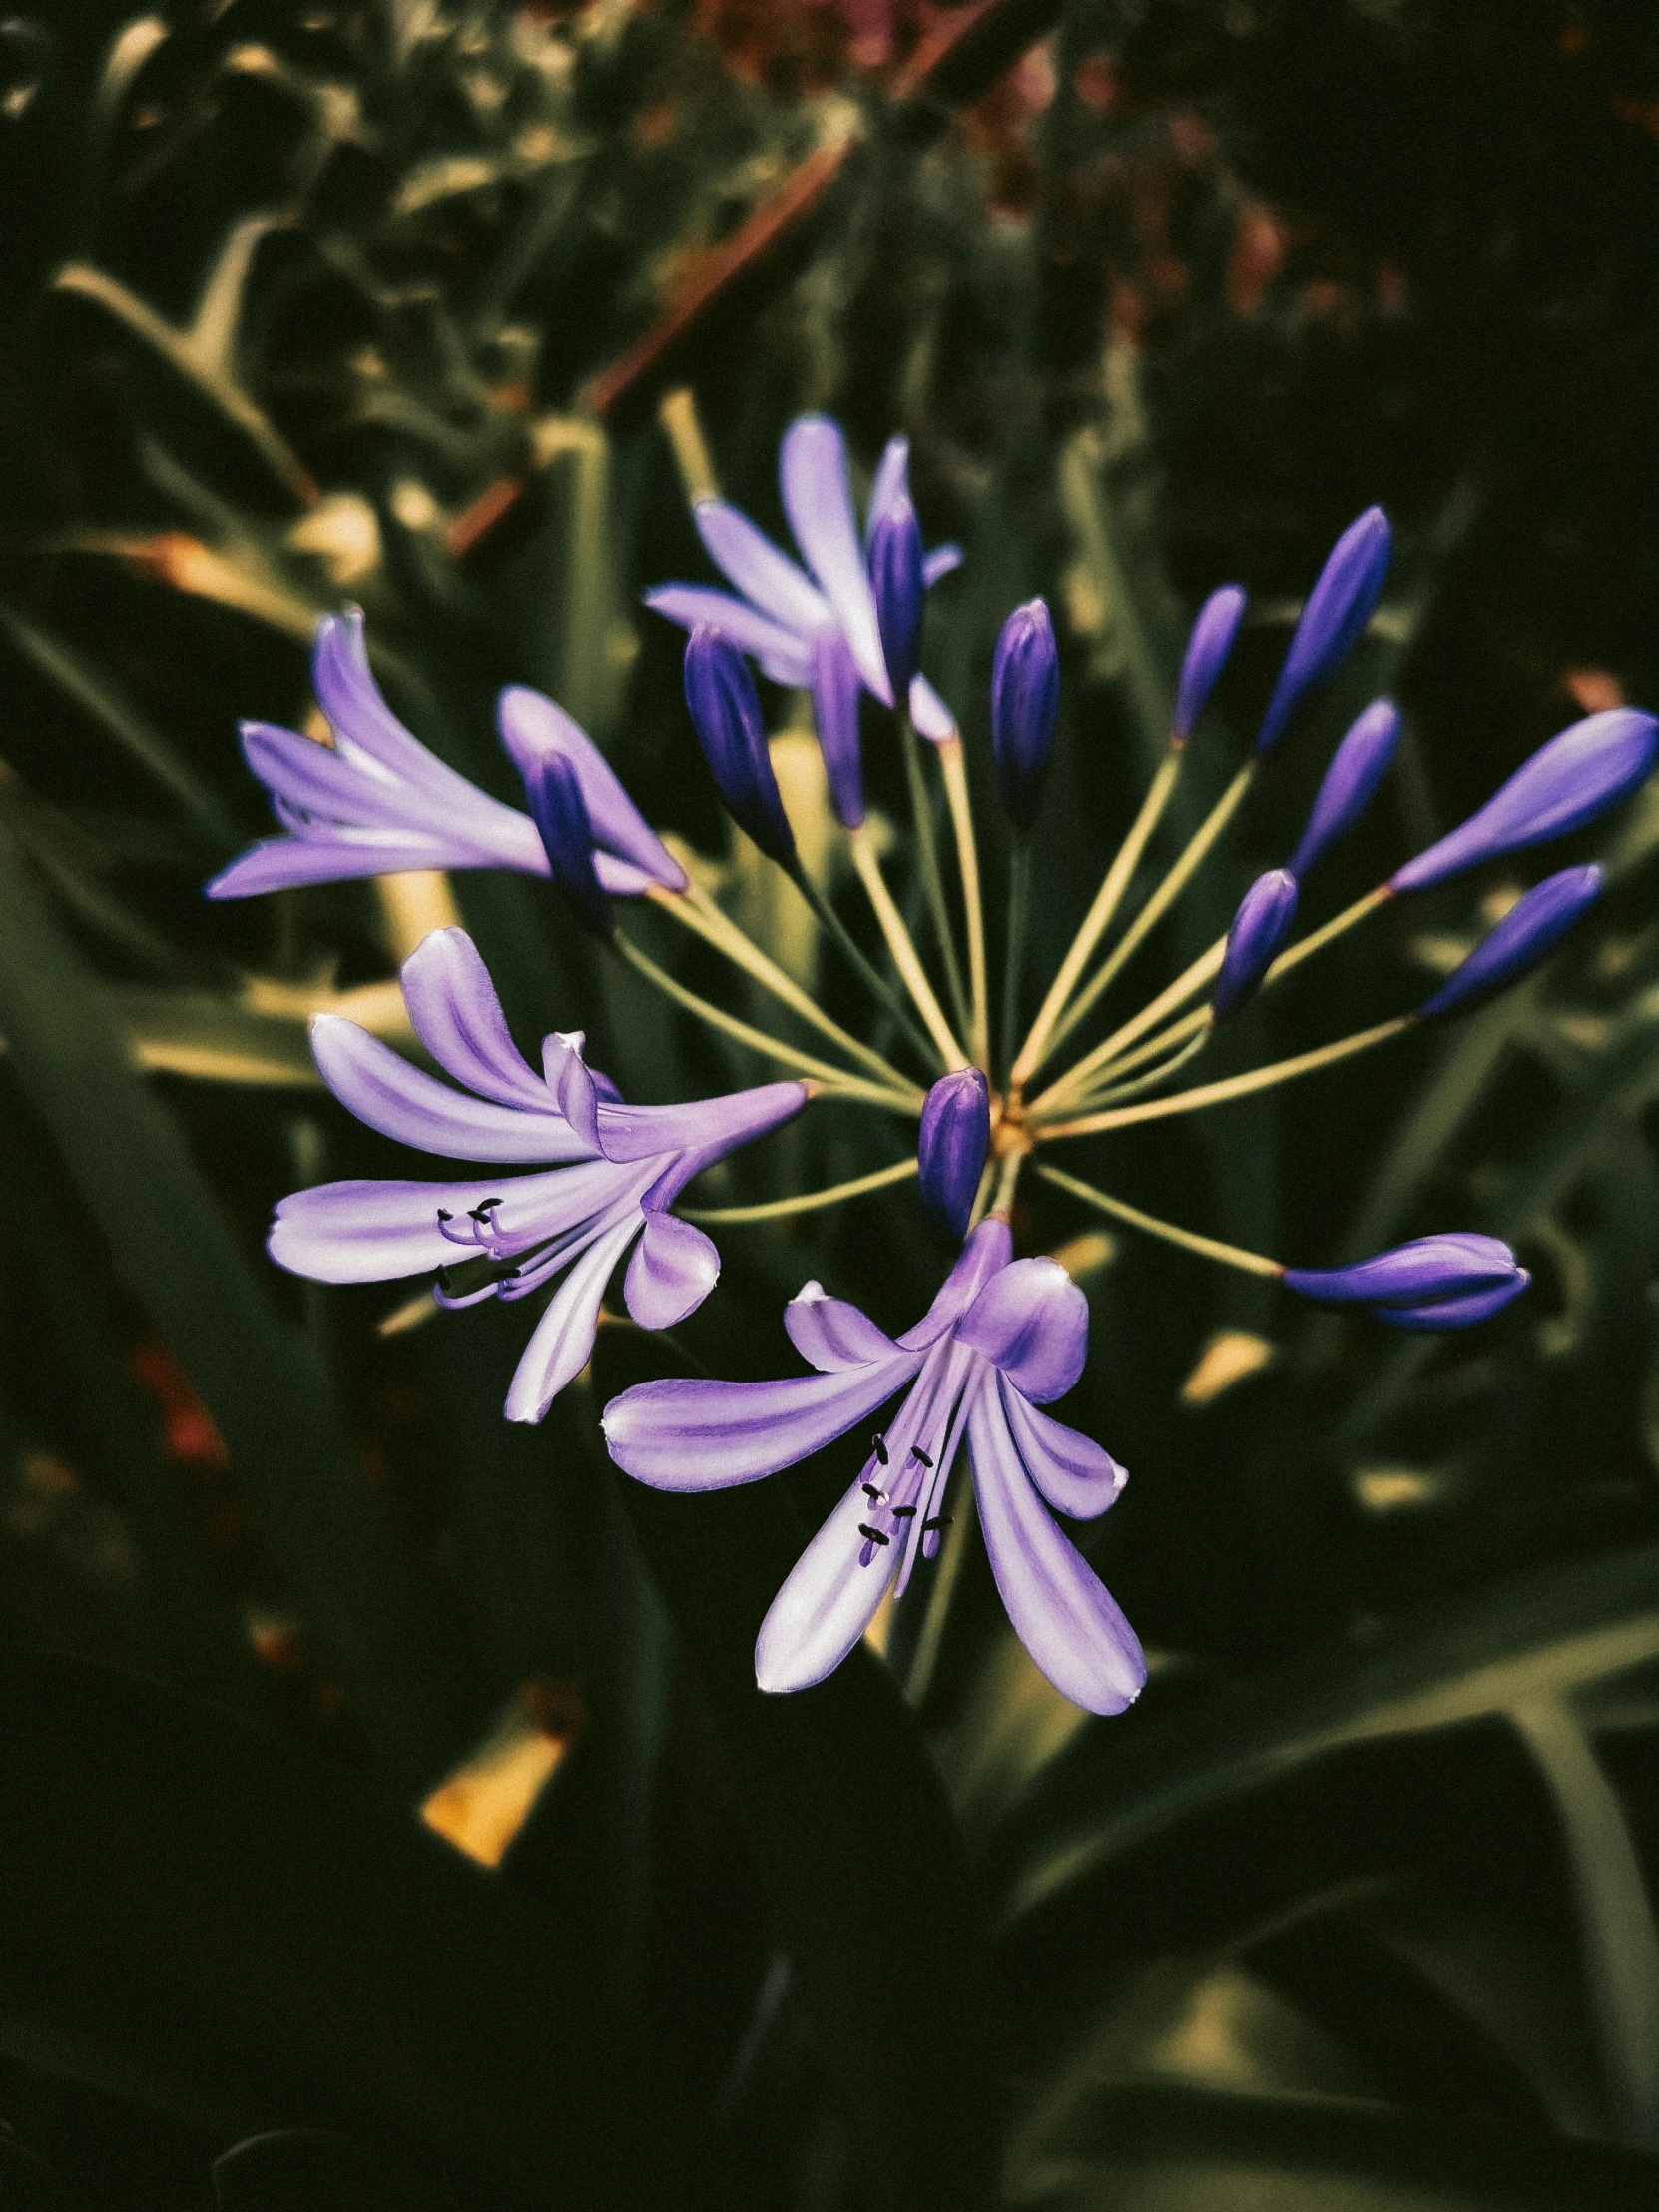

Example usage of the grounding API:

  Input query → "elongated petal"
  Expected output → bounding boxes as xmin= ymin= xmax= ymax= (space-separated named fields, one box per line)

xmin=398 ymin=929 xmax=551 ymax=1109
xmin=908 ymin=674 xmax=956 ymax=742
xmin=604 ymin=1079 xmax=807 ymax=1183
xmin=957 ymin=1257 xmax=1088 ymax=1401
xmin=780 ymin=417 xmax=892 ymax=704
xmin=312 ymin=611 xmax=462 ymax=796
xmin=208 ymin=831 xmax=489 ymax=898
xmin=968 ymin=1385 xmax=1145 ymax=1715
xmin=684 ymin=628 xmax=796 ymax=864
xmin=642 ymin=586 xmax=815 ymax=686
xmin=999 ymin=1377 xmax=1127 ymax=1520
xmin=522 ymin=753 xmax=613 ymax=933
xmin=1213 ymin=869 xmax=1299 ymax=1023
xmin=754 ymin=1471 xmax=902 ymax=1694
xmin=918 ymin=1068 xmax=990 ymax=1239
xmin=624 ymin=1211 xmax=721 ymax=1330
xmin=811 ymin=628 xmax=865 ymax=830
xmin=541 ymin=1030 xmax=602 ymax=1153
xmin=866 ymin=434 xmax=911 ymax=542
xmin=693 ymin=498 xmax=830 ymax=637
xmin=1391 ymin=709 xmax=1659 ymax=893
xmin=270 ymin=1175 xmax=518 ymax=1282
xmin=310 ymin=1016 xmax=591 ymax=1162
xmin=1287 ymin=699 xmax=1400 ymax=878
xmin=1173 ymin=585 xmax=1247 ymax=741
xmin=602 ymin=1356 xmax=917 ymax=1489
xmin=921 ymin=545 xmax=963 ymax=587
xmin=1256 ymin=507 xmax=1391 ymax=756
xmin=504 ymin=1214 xmax=642 ymax=1423
xmin=898 ymin=1216 xmax=1012 ymax=1349
xmin=991 ymin=600 xmax=1059 ymax=833
xmin=1372 ymin=1273 xmax=1531 ymax=1329
xmin=1419 ymin=865 xmax=1601 ymax=1018
xmin=785 ymin=1282 xmax=901 ymax=1371
xmin=497 ymin=686 xmax=686 ymax=891
xmin=868 ymin=495 xmax=924 ymax=698
xmin=1284 ymin=1230 xmax=1520 ymax=1307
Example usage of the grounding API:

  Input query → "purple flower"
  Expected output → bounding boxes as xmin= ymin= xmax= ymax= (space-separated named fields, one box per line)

xmin=1390 ymin=708 xmax=1659 ymax=894
xmin=683 ymin=628 xmax=797 ymax=866
xmin=268 ymin=927 xmax=807 ymax=1423
xmin=1213 ymin=869 xmax=1300 ymax=1023
xmin=1173 ymin=585 xmax=1247 ymax=743
xmin=991 ymin=600 xmax=1060 ymax=834
xmin=1287 ymin=699 xmax=1401 ymax=879
xmin=1418 ymin=864 xmax=1602 ymax=1018
xmin=602 ymin=1219 xmax=1145 ymax=1714
xmin=918 ymin=1069 xmax=991 ymax=1238
xmin=1255 ymin=507 xmax=1391 ymax=756
xmin=644 ymin=418 xmax=964 ymax=828
xmin=1284 ymin=1231 xmax=1528 ymax=1331
xmin=207 ymin=610 xmax=687 ymax=902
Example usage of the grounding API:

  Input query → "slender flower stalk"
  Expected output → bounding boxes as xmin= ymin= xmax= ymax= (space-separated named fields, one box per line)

xmin=1002 ymin=843 xmax=1031 ymax=1085
xmin=938 ymin=734 xmax=989 ymax=1069
xmin=682 ymin=1159 xmax=920 ymax=1224
xmin=900 ymin=723 xmax=972 ymax=1043
xmin=848 ymin=825 xmax=969 ymax=1071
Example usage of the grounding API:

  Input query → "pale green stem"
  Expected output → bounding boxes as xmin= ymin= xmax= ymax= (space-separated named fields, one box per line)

xmin=1001 ymin=841 xmax=1031 ymax=1087
xmin=938 ymin=734 xmax=989 ymax=1068
xmin=611 ymin=932 xmax=920 ymax=1111
xmin=1034 ymin=1162 xmax=1285 ymax=1279
xmin=989 ymin=1146 xmax=1026 ymax=1217
xmin=680 ymin=1157 xmax=919 ymax=1223
xmin=847 ymin=827 xmax=968 ymax=1071
xmin=1071 ymin=1023 xmax=1209 ymax=1108
xmin=1266 ymin=882 xmax=1394 ymax=981
xmin=1009 ymin=746 xmax=1184 ymax=1089
xmin=1073 ymin=1004 xmax=1212 ymax=1091
xmin=901 ymin=724 xmax=971 ymax=1044
xmin=788 ymin=858 xmax=943 ymax=1074
xmin=963 ymin=1157 xmax=997 ymax=1235
xmin=1035 ymin=1016 xmax=1414 ymax=1140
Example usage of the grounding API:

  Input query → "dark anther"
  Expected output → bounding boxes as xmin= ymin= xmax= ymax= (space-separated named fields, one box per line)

xmin=909 ymin=1445 xmax=934 ymax=1467
xmin=871 ymin=1433 xmax=889 ymax=1466
xmin=922 ymin=1514 xmax=954 ymax=1532
xmin=857 ymin=1523 xmax=890 ymax=1546
xmin=468 ymin=1198 xmax=503 ymax=1221
xmin=436 ymin=1208 xmax=453 ymax=1222
xmin=861 ymin=1482 xmax=885 ymax=1501
xmin=890 ymin=1505 xmax=916 ymax=1519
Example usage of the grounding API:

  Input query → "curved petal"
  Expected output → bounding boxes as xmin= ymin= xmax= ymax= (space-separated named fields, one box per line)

xmin=207 ymin=832 xmax=479 ymax=898
xmin=541 ymin=1030 xmax=602 ymax=1152
xmin=999 ymin=1377 xmax=1126 ymax=1520
xmin=779 ymin=418 xmax=892 ymax=705
xmin=602 ymin=1356 xmax=917 ymax=1490
xmin=866 ymin=434 xmax=911 ymax=542
xmin=968 ymin=1385 xmax=1145 ymax=1716
xmin=497 ymin=688 xmax=686 ymax=891
xmin=642 ymin=586 xmax=816 ymax=687
xmin=754 ymin=1473 xmax=902 ymax=1694
xmin=907 ymin=675 xmax=957 ymax=742
xmin=1372 ymin=1273 xmax=1530 ymax=1329
xmin=956 ymin=1258 xmax=1088 ymax=1402
xmin=314 ymin=613 xmax=500 ymax=811
xmin=921 ymin=545 xmax=963 ymax=587
xmin=310 ymin=1016 xmax=591 ymax=1162
xmin=398 ymin=929 xmax=550 ymax=1109
xmin=811 ymin=628 xmax=865 ymax=829
xmin=624 ymin=1212 xmax=721 ymax=1330
xmin=692 ymin=501 xmax=830 ymax=637
xmin=601 ymin=1079 xmax=807 ymax=1178
xmin=785 ymin=1282 xmax=900 ymax=1371
xmin=898 ymin=1216 xmax=1012 ymax=1350
xmin=504 ymin=1214 xmax=642 ymax=1423
xmin=269 ymin=1175 xmax=514 ymax=1283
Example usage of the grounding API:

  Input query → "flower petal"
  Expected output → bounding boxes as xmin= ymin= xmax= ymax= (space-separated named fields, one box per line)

xmin=398 ymin=929 xmax=551 ymax=1109
xmin=811 ymin=627 xmax=865 ymax=829
xmin=754 ymin=1472 xmax=903 ymax=1694
xmin=785 ymin=1282 xmax=901 ymax=1371
xmin=602 ymin=1356 xmax=917 ymax=1490
xmin=497 ymin=686 xmax=686 ymax=890
xmin=541 ymin=1030 xmax=602 ymax=1152
xmin=624 ymin=1212 xmax=721 ymax=1330
xmin=269 ymin=1175 xmax=514 ymax=1282
xmin=779 ymin=417 xmax=892 ymax=705
xmin=1418 ymin=865 xmax=1601 ymax=1018
xmin=310 ymin=1015 xmax=590 ymax=1162
xmin=998 ymin=1376 xmax=1127 ymax=1520
xmin=1371 ymin=1272 xmax=1530 ymax=1329
xmin=642 ymin=586 xmax=815 ymax=687
xmin=693 ymin=500 xmax=830 ymax=637
xmin=897 ymin=1216 xmax=1012 ymax=1349
xmin=921 ymin=545 xmax=963 ymax=587
xmin=598 ymin=1078 xmax=807 ymax=1174
xmin=1284 ymin=1230 xmax=1519 ymax=1307
xmin=865 ymin=434 xmax=911 ymax=542
xmin=907 ymin=674 xmax=957 ymax=742
xmin=968 ymin=1384 xmax=1145 ymax=1715
xmin=207 ymin=832 xmax=477 ymax=898
xmin=957 ymin=1258 xmax=1088 ymax=1402
xmin=312 ymin=611 xmax=456 ymax=791
xmin=504 ymin=1212 xmax=643 ymax=1423
xmin=1212 ymin=869 xmax=1299 ymax=1024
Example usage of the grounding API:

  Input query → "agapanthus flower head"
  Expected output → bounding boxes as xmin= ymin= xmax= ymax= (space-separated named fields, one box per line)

xmin=269 ymin=927 xmax=806 ymax=1423
xmin=603 ymin=1218 xmax=1145 ymax=1713
xmin=1287 ymin=698 xmax=1401 ymax=879
xmin=207 ymin=610 xmax=687 ymax=901
xmin=1390 ymin=708 xmax=1659 ymax=894
xmin=522 ymin=753 xmax=612 ymax=935
xmin=1419 ymin=864 xmax=1602 ymax=1018
xmin=1212 ymin=869 xmax=1299 ymax=1023
xmin=991 ymin=599 xmax=1060 ymax=834
xmin=1255 ymin=507 xmax=1391 ymax=756
xmin=1285 ymin=1232 xmax=1528 ymax=1330
xmin=1172 ymin=584 xmax=1247 ymax=743
xmin=918 ymin=1068 xmax=991 ymax=1238
xmin=868 ymin=493 xmax=925 ymax=699
xmin=683 ymin=627 xmax=797 ymax=866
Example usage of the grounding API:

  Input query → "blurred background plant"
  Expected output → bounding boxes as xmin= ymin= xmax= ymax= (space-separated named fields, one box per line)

xmin=3 ymin=0 xmax=1659 ymax=2206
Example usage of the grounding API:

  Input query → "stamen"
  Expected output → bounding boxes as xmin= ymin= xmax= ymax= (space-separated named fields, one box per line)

xmin=861 ymin=1482 xmax=885 ymax=1501
xmin=922 ymin=1514 xmax=953 ymax=1532
xmin=858 ymin=1523 xmax=890 ymax=1546
xmin=890 ymin=1504 xmax=917 ymax=1519
xmin=909 ymin=1445 xmax=933 ymax=1467
xmin=871 ymin=1433 xmax=889 ymax=1466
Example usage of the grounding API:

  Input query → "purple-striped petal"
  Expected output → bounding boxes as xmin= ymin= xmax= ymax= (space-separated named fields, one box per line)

xmin=208 ymin=831 xmax=491 ymax=899
xmin=908 ymin=674 xmax=956 ymax=742
xmin=918 ymin=1068 xmax=991 ymax=1239
xmin=497 ymin=686 xmax=686 ymax=892
xmin=522 ymin=753 xmax=613 ymax=934
xmin=610 ymin=1080 xmax=809 ymax=1185
xmin=269 ymin=1174 xmax=519 ymax=1282
xmin=1213 ymin=869 xmax=1300 ymax=1023
xmin=811 ymin=628 xmax=865 ymax=830
xmin=642 ymin=585 xmax=816 ymax=687
xmin=780 ymin=417 xmax=893 ymax=705
xmin=1173 ymin=585 xmax=1247 ymax=742
xmin=868 ymin=495 xmax=925 ymax=698
xmin=398 ymin=929 xmax=550 ymax=1109
xmin=623 ymin=1212 xmax=721 ymax=1330
xmin=957 ymin=1257 xmax=1088 ymax=1402
xmin=312 ymin=611 xmax=463 ymax=796
xmin=1391 ymin=709 xmax=1659 ymax=893
xmin=504 ymin=1212 xmax=642 ymax=1423
xmin=1287 ymin=699 xmax=1400 ymax=878
xmin=968 ymin=1384 xmax=1146 ymax=1715
xmin=998 ymin=1376 xmax=1127 ymax=1521
xmin=897 ymin=1216 xmax=1013 ymax=1350
xmin=602 ymin=1356 xmax=918 ymax=1490
xmin=1256 ymin=507 xmax=1391 ymax=756
xmin=1371 ymin=1273 xmax=1531 ymax=1329
xmin=991 ymin=600 xmax=1060 ymax=834
xmin=684 ymin=628 xmax=796 ymax=865
xmin=310 ymin=1015 xmax=592 ymax=1162
xmin=785 ymin=1282 xmax=901 ymax=1371
xmin=693 ymin=499 xmax=830 ymax=637
xmin=541 ymin=1030 xmax=602 ymax=1152
xmin=1284 ymin=1230 xmax=1520 ymax=1308
xmin=754 ymin=1471 xmax=902 ymax=1694
xmin=1419 ymin=865 xmax=1601 ymax=1018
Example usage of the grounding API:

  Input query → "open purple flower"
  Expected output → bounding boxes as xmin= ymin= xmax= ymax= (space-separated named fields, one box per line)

xmin=1285 ymin=1232 xmax=1528 ymax=1330
xmin=644 ymin=417 xmax=964 ymax=829
xmin=269 ymin=928 xmax=806 ymax=1423
xmin=207 ymin=610 xmax=686 ymax=902
xmin=603 ymin=1218 xmax=1145 ymax=1714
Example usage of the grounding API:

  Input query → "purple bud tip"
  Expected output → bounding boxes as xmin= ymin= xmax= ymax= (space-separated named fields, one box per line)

xmin=1285 ymin=1230 xmax=1525 ymax=1329
xmin=991 ymin=599 xmax=1059 ymax=834
xmin=1288 ymin=698 xmax=1401 ymax=879
xmin=1213 ymin=869 xmax=1300 ymax=1022
xmin=918 ymin=1068 xmax=991 ymax=1239
xmin=1390 ymin=708 xmax=1659 ymax=894
xmin=1419 ymin=863 xmax=1602 ymax=1019
xmin=1173 ymin=585 xmax=1247 ymax=741
xmin=523 ymin=754 xmax=613 ymax=935
xmin=1255 ymin=506 xmax=1391 ymax=756
xmin=683 ymin=627 xmax=796 ymax=867
xmin=868 ymin=496 xmax=925 ymax=699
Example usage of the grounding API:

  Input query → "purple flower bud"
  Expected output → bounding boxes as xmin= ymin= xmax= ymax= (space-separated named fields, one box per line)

xmin=684 ymin=627 xmax=796 ymax=866
xmin=522 ymin=753 xmax=613 ymax=935
xmin=1287 ymin=699 xmax=1401 ymax=879
xmin=1173 ymin=585 xmax=1246 ymax=742
xmin=1390 ymin=708 xmax=1659 ymax=894
xmin=991 ymin=599 xmax=1059 ymax=834
xmin=1419 ymin=864 xmax=1601 ymax=1019
xmin=868 ymin=494 xmax=925 ymax=698
xmin=918 ymin=1068 xmax=991 ymax=1239
xmin=1255 ymin=507 xmax=1391 ymax=756
xmin=1213 ymin=869 xmax=1300 ymax=1022
xmin=1285 ymin=1230 xmax=1523 ymax=1317
xmin=1372 ymin=1273 xmax=1531 ymax=1330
